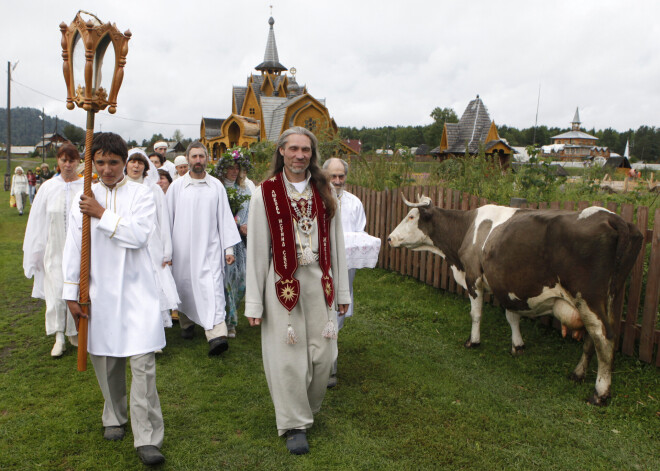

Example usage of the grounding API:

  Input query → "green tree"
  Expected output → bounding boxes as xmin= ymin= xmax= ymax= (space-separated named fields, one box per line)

xmin=172 ymin=129 xmax=184 ymax=142
xmin=425 ymin=107 xmax=458 ymax=147
xmin=63 ymin=124 xmax=85 ymax=145
xmin=146 ymin=133 xmax=165 ymax=151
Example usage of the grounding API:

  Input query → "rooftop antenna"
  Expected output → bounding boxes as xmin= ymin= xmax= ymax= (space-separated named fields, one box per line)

xmin=532 ymin=83 xmax=541 ymax=145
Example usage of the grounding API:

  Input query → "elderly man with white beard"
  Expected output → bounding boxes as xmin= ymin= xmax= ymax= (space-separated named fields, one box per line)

xmin=166 ymin=141 xmax=241 ymax=356
xmin=322 ymin=157 xmax=367 ymax=388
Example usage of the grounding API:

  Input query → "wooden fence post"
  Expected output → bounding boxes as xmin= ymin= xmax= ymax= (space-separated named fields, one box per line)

xmin=640 ymin=208 xmax=660 ymax=364
xmin=621 ymin=206 xmax=648 ymax=356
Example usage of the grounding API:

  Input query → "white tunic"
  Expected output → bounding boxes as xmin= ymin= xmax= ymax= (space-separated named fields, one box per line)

xmin=23 ymin=175 xmax=83 ymax=335
xmin=162 ymin=160 xmax=177 ymax=181
xmin=136 ymin=179 xmax=180 ymax=327
xmin=62 ymin=178 xmax=166 ymax=357
xmin=11 ymin=173 xmax=28 ymax=195
xmin=338 ymin=190 xmax=366 ymax=233
xmin=338 ymin=190 xmax=366 ymax=319
xmin=167 ymin=172 xmax=241 ymax=330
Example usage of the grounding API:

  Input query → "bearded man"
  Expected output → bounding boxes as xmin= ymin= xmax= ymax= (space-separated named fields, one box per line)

xmin=245 ymin=127 xmax=350 ymax=455
xmin=167 ymin=141 xmax=241 ymax=356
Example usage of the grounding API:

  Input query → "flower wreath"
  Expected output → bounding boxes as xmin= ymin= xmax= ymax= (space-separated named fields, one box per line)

xmin=212 ymin=146 xmax=252 ymax=178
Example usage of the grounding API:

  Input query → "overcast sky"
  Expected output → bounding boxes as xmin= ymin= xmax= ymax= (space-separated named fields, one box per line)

xmin=2 ymin=0 xmax=658 ymax=143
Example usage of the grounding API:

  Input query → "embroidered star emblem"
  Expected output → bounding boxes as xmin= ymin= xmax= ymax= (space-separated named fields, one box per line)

xmin=324 ymin=281 xmax=332 ymax=297
xmin=280 ymin=283 xmax=297 ymax=302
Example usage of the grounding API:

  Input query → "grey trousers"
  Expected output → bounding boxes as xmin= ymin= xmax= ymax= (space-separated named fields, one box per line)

xmin=90 ymin=353 xmax=164 ymax=448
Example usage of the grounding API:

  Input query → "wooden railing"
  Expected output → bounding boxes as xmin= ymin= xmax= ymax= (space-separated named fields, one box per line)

xmin=347 ymin=184 xmax=660 ymax=366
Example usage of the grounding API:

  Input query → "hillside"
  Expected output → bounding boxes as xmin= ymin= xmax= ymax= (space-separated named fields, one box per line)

xmin=0 ymin=107 xmax=84 ymax=146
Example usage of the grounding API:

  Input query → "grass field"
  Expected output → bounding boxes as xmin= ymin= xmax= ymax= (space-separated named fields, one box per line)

xmin=0 ymin=170 xmax=658 ymax=470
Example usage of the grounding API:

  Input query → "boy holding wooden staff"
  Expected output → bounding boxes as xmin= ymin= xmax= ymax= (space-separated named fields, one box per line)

xmin=62 ymin=132 xmax=166 ymax=466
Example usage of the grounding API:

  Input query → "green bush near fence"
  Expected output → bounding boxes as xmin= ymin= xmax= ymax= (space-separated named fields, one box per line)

xmin=347 ymin=146 xmax=660 ymax=215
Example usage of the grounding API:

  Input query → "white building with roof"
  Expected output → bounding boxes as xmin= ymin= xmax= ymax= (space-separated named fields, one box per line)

xmin=542 ymin=108 xmax=610 ymax=161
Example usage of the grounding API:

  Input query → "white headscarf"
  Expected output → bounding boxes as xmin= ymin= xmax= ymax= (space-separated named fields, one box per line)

xmin=127 ymin=148 xmax=159 ymax=186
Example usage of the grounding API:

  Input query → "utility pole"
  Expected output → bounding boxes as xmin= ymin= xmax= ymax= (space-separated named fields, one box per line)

xmin=5 ymin=62 xmax=11 ymax=190
xmin=532 ymin=83 xmax=541 ymax=146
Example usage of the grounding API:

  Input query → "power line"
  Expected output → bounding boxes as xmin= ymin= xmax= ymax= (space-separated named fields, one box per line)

xmin=10 ymin=78 xmax=199 ymax=127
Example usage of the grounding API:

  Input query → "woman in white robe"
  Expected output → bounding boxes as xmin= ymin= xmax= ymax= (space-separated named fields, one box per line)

xmin=126 ymin=149 xmax=180 ymax=330
xmin=23 ymin=145 xmax=83 ymax=356
xmin=10 ymin=166 xmax=29 ymax=215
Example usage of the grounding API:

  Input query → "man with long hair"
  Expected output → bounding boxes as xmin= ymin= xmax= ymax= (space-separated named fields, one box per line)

xmin=245 ymin=127 xmax=350 ymax=455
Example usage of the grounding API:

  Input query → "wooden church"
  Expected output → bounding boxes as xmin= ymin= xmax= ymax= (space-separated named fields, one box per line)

xmin=201 ymin=17 xmax=339 ymax=160
xmin=431 ymin=95 xmax=513 ymax=168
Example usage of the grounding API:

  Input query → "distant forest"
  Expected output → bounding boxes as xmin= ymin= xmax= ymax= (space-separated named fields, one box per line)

xmin=340 ymin=107 xmax=660 ymax=162
xmin=2 ymin=106 xmax=659 ymax=163
xmin=0 ymin=107 xmax=85 ymax=147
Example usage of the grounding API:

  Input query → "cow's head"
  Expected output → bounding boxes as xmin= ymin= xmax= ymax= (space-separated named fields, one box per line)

xmin=388 ymin=194 xmax=433 ymax=248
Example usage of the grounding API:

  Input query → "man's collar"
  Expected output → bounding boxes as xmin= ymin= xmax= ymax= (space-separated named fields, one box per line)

xmin=282 ymin=170 xmax=311 ymax=188
xmin=183 ymin=171 xmax=210 ymax=187
xmin=99 ymin=175 xmax=128 ymax=191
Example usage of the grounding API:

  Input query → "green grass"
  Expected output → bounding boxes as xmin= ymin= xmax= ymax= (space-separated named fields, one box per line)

xmin=0 ymin=177 xmax=658 ymax=470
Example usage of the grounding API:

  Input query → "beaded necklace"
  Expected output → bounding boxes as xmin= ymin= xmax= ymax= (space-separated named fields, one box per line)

xmin=285 ymin=180 xmax=318 ymax=266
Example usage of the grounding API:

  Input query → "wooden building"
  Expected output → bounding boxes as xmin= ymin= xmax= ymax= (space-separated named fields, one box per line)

xmin=201 ymin=17 xmax=343 ymax=160
xmin=35 ymin=132 xmax=70 ymax=153
xmin=431 ymin=95 xmax=513 ymax=168
xmin=541 ymin=108 xmax=610 ymax=161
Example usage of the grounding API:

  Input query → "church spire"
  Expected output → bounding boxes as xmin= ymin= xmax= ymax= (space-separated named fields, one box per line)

xmin=255 ymin=16 xmax=287 ymax=75
xmin=571 ymin=107 xmax=581 ymax=131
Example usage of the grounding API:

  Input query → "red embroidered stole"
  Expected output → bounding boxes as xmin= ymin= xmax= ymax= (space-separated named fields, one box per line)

xmin=261 ymin=173 xmax=334 ymax=311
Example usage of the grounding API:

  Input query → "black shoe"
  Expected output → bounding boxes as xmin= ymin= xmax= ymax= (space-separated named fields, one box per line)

xmin=208 ymin=336 xmax=229 ymax=356
xmin=136 ymin=445 xmax=165 ymax=466
xmin=285 ymin=429 xmax=309 ymax=455
xmin=327 ymin=374 xmax=337 ymax=389
xmin=180 ymin=324 xmax=195 ymax=340
xmin=103 ymin=425 xmax=125 ymax=441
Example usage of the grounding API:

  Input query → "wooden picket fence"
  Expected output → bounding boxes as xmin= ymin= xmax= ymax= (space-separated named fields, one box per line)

xmin=346 ymin=184 xmax=660 ymax=367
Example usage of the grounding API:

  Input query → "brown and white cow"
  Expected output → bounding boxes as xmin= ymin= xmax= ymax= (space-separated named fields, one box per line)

xmin=388 ymin=195 xmax=643 ymax=405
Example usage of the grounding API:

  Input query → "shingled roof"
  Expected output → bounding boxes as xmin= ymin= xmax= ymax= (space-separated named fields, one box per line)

xmin=202 ymin=117 xmax=224 ymax=139
xmin=233 ymin=86 xmax=247 ymax=114
xmin=255 ymin=17 xmax=287 ymax=73
xmin=445 ymin=95 xmax=493 ymax=154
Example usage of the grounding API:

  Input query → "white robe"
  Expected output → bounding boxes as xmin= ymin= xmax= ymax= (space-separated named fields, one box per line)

xmin=136 ymin=179 xmax=179 ymax=328
xmin=23 ymin=175 xmax=83 ymax=335
xmin=338 ymin=190 xmax=366 ymax=233
xmin=338 ymin=190 xmax=366 ymax=319
xmin=167 ymin=172 xmax=241 ymax=330
xmin=162 ymin=160 xmax=177 ymax=181
xmin=62 ymin=178 xmax=166 ymax=357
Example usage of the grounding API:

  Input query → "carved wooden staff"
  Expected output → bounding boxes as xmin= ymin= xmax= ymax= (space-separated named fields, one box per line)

xmin=76 ymin=111 xmax=94 ymax=371
xmin=60 ymin=11 xmax=131 ymax=371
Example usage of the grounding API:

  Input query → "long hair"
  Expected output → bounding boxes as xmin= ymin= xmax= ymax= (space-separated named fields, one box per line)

xmin=266 ymin=126 xmax=336 ymax=219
